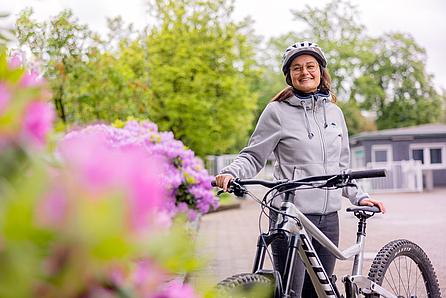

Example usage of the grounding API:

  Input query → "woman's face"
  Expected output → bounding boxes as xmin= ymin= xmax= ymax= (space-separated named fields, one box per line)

xmin=289 ymin=54 xmax=321 ymax=93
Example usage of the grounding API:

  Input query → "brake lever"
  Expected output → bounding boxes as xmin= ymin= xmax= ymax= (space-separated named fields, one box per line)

xmin=230 ymin=179 xmax=248 ymax=197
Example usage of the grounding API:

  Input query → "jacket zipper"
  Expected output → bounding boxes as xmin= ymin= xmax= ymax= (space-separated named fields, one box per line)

xmin=312 ymin=98 xmax=329 ymax=214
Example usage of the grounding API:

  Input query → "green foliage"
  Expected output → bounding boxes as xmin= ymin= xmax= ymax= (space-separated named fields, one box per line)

xmin=145 ymin=0 xmax=260 ymax=156
xmin=0 ymin=12 xmax=15 ymax=46
xmin=16 ymin=8 xmax=93 ymax=123
xmin=63 ymin=40 xmax=152 ymax=123
xmin=15 ymin=2 xmax=261 ymax=156
xmin=354 ymin=33 xmax=443 ymax=129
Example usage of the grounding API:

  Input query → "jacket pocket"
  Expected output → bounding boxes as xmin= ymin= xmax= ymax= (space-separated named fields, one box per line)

xmin=325 ymin=123 xmax=343 ymax=160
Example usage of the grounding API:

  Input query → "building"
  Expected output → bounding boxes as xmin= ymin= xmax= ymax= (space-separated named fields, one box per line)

xmin=350 ymin=123 xmax=446 ymax=191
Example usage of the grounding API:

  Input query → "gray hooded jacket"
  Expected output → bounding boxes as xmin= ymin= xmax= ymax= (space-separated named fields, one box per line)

xmin=220 ymin=93 xmax=370 ymax=214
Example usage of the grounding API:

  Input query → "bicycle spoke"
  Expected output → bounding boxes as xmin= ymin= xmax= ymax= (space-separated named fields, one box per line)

xmin=405 ymin=256 xmax=411 ymax=295
xmin=386 ymin=261 xmax=400 ymax=294
xmin=384 ymin=273 xmax=399 ymax=294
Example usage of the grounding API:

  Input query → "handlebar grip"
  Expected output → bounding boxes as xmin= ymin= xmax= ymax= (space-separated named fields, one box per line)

xmin=350 ymin=169 xmax=386 ymax=180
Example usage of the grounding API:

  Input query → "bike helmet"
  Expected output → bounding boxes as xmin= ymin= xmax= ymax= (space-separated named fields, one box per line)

xmin=281 ymin=41 xmax=327 ymax=75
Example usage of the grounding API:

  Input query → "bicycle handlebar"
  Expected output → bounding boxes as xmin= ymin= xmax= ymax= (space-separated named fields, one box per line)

xmin=211 ymin=168 xmax=386 ymax=195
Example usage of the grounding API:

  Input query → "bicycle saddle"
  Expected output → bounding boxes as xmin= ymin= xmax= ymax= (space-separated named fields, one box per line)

xmin=346 ymin=206 xmax=381 ymax=213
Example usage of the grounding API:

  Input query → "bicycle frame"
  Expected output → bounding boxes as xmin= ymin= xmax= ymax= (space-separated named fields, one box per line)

xmin=251 ymin=200 xmax=398 ymax=298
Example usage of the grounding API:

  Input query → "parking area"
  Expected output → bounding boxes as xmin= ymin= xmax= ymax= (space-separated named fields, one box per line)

xmin=196 ymin=187 xmax=446 ymax=295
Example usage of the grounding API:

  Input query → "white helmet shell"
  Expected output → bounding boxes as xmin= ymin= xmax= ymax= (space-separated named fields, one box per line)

xmin=281 ymin=41 xmax=327 ymax=75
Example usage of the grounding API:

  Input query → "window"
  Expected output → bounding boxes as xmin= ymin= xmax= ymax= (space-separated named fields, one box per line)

xmin=374 ymin=150 xmax=388 ymax=162
xmin=412 ymin=149 xmax=424 ymax=164
xmin=430 ymin=148 xmax=442 ymax=164
xmin=371 ymin=145 xmax=392 ymax=164
xmin=410 ymin=144 xmax=446 ymax=168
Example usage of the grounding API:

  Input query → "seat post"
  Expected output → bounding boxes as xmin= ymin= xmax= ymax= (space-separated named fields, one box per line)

xmin=351 ymin=213 xmax=369 ymax=276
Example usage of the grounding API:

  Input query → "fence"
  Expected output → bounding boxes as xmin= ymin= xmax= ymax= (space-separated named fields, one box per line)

xmin=355 ymin=160 xmax=423 ymax=193
xmin=205 ymin=154 xmax=274 ymax=180
xmin=206 ymin=155 xmax=423 ymax=193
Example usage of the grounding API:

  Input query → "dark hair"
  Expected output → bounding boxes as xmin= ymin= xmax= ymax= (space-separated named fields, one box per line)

xmin=272 ymin=68 xmax=337 ymax=103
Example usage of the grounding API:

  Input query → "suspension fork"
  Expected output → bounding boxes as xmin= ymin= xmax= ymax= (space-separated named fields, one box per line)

xmin=252 ymin=231 xmax=286 ymax=273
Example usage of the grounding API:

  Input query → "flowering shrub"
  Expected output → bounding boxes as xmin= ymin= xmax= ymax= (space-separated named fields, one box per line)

xmin=62 ymin=120 xmax=219 ymax=220
xmin=0 ymin=52 xmax=204 ymax=297
xmin=0 ymin=51 xmax=55 ymax=180
xmin=0 ymin=51 xmax=54 ymax=149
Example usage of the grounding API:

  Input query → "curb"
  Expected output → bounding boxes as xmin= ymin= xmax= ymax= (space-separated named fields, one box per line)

xmin=207 ymin=201 xmax=241 ymax=214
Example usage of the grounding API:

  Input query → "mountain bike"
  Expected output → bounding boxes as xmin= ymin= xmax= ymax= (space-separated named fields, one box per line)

xmin=212 ymin=169 xmax=441 ymax=297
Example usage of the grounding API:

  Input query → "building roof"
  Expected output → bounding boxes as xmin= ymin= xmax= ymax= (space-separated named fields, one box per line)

xmin=350 ymin=123 xmax=446 ymax=143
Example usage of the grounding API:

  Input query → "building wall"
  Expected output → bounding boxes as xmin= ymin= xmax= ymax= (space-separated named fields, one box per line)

xmin=433 ymin=170 xmax=446 ymax=186
xmin=351 ymin=137 xmax=446 ymax=188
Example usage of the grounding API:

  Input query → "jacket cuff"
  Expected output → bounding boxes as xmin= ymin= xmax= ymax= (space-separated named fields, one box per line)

xmin=357 ymin=193 xmax=370 ymax=205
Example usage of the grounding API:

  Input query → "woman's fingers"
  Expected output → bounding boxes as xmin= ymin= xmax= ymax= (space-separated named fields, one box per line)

xmin=361 ymin=198 xmax=386 ymax=214
xmin=215 ymin=174 xmax=234 ymax=192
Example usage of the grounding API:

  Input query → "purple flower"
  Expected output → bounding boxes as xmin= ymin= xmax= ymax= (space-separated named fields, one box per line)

xmin=60 ymin=120 xmax=218 ymax=222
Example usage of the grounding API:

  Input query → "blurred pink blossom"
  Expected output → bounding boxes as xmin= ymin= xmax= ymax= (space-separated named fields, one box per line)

xmin=58 ymin=131 xmax=164 ymax=231
xmin=0 ymin=83 xmax=10 ymax=115
xmin=154 ymin=280 xmax=198 ymax=298
xmin=22 ymin=101 xmax=55 ymax=146
xmin=36 ymin=187 xmax=68 ymax=228
xmin=20 ymin=69 xmax=43 ymax=87
xmin=7 ymin=53 xmax=22 ymax=69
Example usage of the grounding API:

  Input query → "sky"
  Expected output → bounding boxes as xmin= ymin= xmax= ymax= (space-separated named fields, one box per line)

xmin=2 ymin=0 xmax=446 ymax=90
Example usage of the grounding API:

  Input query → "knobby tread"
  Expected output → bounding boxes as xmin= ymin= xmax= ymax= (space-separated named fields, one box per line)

xmin=217 ymin=273 xmax=274 ymax=297
xmin=368 ymin=239 xmax=441 ymax=298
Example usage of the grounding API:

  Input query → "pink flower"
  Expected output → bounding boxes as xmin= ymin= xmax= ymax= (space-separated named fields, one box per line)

xmin=0 ymin=83 xmax=10 ymax=115
xmin=22 ymin=101 xmax=55 ymax=146
xmin=20 ymin=69 xmax=43 ymax=87
xmin=8 ymin=53 xmax=22 ymax=69
xmin=58 ymin=131 xmax=164 ymax=232
xmin=36 ymin=187 xmax=68 ymax=228
xmin=155 ymin=281 xmax=198 ymax=298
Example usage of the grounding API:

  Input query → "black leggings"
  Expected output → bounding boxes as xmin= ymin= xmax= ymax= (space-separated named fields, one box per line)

xmin=270 ymin=211 xmax=339 ymax=298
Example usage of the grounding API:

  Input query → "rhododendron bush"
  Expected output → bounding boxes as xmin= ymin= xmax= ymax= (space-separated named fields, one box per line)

xmin=62 ymin=120 xmax=218 ymax=221
xmin=0 ymin=51 xmax=218 ymax=297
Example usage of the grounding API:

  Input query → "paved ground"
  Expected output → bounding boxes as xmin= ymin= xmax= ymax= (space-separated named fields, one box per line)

xmin=195 ymin=187 xmax=446 ymax=295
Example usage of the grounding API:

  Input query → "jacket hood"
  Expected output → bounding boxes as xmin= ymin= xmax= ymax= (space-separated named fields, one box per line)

xmin=283 ymin=91 xmax=331 ymax=110
xmin=282 ymin=91 xmax=332 ymax=139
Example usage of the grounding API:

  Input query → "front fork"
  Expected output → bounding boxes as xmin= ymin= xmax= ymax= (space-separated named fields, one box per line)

xmin=251 ymin=231 xmax=300 ymax=298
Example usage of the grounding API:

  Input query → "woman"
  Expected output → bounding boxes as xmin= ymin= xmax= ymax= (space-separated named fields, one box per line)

xmin=215 ymin=41 xmax=385 ymax=297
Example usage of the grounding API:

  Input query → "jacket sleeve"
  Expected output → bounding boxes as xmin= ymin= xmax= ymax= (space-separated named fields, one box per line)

xmin=338 ymin=108 xmax=370 ymax=205
xmin=220 ymin=103 xmax=282 ymax=179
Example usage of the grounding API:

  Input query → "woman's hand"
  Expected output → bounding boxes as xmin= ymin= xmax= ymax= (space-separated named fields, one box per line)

xmin=215 ymin=174 xmax=235 ymax=192
xmin=359 ymin=198 xmax=386 ymax=214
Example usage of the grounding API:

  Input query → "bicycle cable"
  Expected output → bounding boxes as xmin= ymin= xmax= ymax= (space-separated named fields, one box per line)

xmin=245 ymin=189 xmax=284 ymax=294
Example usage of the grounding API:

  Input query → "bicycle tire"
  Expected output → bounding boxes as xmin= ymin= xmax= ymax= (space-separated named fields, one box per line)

xmin=367 ymin=239 xmax=441 ymax=298
xmin=216 ymin=273 xmax=275 ymax=298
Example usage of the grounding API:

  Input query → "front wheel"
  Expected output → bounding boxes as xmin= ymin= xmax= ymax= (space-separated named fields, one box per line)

xmin=368 ymin=239 xmax=441 ymax=298
xmin=216 ymin=273 xmax=275 ymax=298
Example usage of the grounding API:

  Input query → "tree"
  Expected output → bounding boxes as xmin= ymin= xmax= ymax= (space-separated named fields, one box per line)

xmin=354 ymin=33 xmax=443 ymax=129
xmin=15 ymin=8 xmax=93 ymax=123
xmin=145 ymin=0 xmax=261 ymax=156
xmin=0 ymin=12 xmax=15 ymax=47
